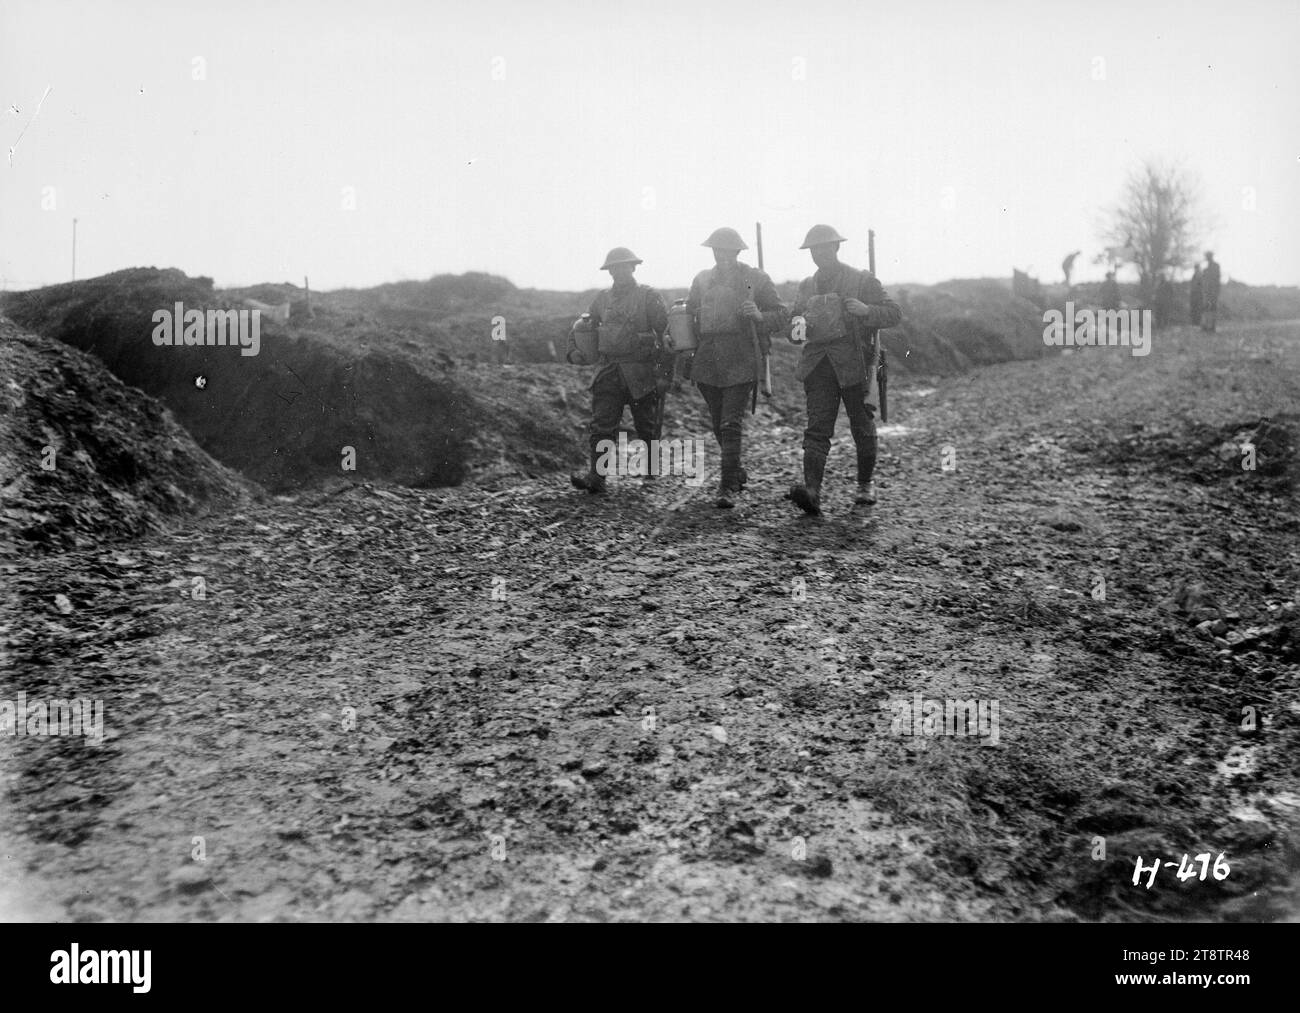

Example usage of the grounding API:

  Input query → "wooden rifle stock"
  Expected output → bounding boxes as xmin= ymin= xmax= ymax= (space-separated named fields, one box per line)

xmin=865 ymin=229 xmax=887 ymax=423
xmin=751 ymin=221 xmax=773 ymax=405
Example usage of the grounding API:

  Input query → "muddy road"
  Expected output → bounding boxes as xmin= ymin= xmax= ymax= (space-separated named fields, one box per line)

xmin=3 ymin=320 xmax=1299 ymax=922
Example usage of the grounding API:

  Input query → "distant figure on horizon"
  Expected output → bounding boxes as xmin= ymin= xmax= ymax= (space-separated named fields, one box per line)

xmin=1099 ymin=270 xmax=1121 ymax=312
xmin=1201 ymin=252 xmax=1221 ymax=332
xmin=1153 ymin=275 xmax=1174 ymax=330
xmin=1061 ymin=250 xmax=1081 ymax=287
xmin=1189 ymin=264 xmax=1203 ymax=328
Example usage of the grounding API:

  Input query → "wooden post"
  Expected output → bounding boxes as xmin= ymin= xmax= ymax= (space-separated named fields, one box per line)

xmin=868 ymin=229 xmax=876 ymax=275
xmin=755 ymin=222 xmax=764 ymax=271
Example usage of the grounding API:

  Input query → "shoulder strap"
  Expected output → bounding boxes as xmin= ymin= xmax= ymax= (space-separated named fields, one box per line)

xmin=635 ymin=284 xmax=652 ymax=331
xmin=838 ymin=264 xmax=862 ymax=298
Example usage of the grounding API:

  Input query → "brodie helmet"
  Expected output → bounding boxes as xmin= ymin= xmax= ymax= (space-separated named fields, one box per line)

xmin=701 ymin=227 xmax=748 ymax=251
xmin=600 ymin=247 xmax=643 ymax=270
xmin=799 ymin=224 xmax=847 ymax=249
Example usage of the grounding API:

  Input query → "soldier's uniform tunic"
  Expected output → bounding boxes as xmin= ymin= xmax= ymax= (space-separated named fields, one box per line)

xmin=685 ymin=263 xmax=787 ymax=493
xmin=791 ymin=263 xmax=901 ymax=489
xmin=567 ymin=280 xmax=669 ymax=469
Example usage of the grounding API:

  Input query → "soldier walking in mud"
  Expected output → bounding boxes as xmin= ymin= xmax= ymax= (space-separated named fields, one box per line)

xmin=567 ymin=247 xmax=671 ymax=494
xmin=685 ymin=227 xmax=787 ymax=508
xmin=787 ymin=225 xmax=902 ymax=515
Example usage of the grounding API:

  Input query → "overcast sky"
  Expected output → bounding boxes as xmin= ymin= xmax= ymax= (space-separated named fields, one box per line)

xmin=3 ymin=0 xmax=1297 ymax=293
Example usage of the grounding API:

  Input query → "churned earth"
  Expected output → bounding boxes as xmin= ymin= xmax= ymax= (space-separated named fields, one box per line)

xmin=2 ymin=319 xmax=1299 ymax=922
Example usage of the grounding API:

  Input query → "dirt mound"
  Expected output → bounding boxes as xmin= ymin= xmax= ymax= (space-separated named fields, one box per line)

xmin=3 ymin=269 xmax=587 ymax=493
xmin=0 ymin=317 xmax=251 ymax=554
xmin=886 ymin=279 xmax=1050 ymax=375
xmin=332 ymin=272 xmax=519 ymax=314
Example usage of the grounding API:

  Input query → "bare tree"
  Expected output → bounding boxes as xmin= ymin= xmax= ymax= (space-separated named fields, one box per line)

xmin=1099 ymin=161 xmax=1203 ymax=302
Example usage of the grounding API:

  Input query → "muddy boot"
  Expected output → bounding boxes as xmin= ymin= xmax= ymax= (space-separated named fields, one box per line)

xmin=570 ymin=447 xmax=608 ymax=495
xmin=854 ymin=441 xmax=877 ymax=506
xmin=789 ymin=453 xmax=824 ymax=515
xmin=716 ymin=431 xmax=743 ymax=508
xmin=570 ymin=470 xmax=607 ymax=494
xmin=718 ymin=429 xmax=744 ymax=501
xmin=737 ymin=467 xmax=748 ymax=490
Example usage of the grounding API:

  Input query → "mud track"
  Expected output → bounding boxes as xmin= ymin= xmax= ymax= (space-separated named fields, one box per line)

xmin=3 ymin=321 xmax=1299 ymax=921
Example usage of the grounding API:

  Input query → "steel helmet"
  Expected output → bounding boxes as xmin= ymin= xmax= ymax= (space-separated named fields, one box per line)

xmin=701 ymin=227 xmax=748 ymax=251
xmin=600 ymin=247 xmax=643 ymax=270
xmin=800 ymin=224 xmax=847 ymax=249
